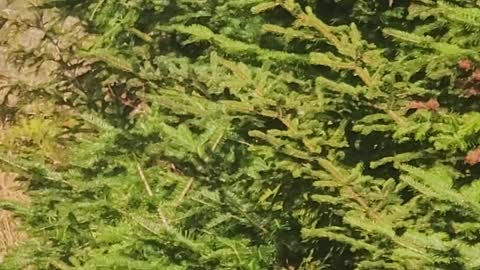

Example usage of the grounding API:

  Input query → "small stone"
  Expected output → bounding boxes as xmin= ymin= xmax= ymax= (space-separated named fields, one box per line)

xmin=17 ymin=27 xmax=45 ymax=52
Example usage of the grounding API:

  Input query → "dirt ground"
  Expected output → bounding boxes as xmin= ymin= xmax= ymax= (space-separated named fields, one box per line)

xmin=0 ymin=172 xmax=29 ymax=263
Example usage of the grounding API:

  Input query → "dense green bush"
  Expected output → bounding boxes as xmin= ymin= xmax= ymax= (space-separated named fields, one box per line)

xmin=3 ymin=0 xmax=480 ymax=269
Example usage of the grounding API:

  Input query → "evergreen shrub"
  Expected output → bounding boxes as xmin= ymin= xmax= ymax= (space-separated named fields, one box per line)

xmin=3 ymin=0 xmax=480 ymax=269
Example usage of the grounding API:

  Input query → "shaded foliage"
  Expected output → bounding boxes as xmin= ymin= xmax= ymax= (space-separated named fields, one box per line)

xmin=2 ymin=0 xmax=480 ymax=269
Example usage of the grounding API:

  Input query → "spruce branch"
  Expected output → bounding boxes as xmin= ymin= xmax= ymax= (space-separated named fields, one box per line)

xmin=157 ymin=24 xmax=309 ymax=63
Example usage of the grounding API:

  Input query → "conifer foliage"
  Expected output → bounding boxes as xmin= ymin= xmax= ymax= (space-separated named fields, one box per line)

xmin=2 ymin=0 xmax=480 ymax=269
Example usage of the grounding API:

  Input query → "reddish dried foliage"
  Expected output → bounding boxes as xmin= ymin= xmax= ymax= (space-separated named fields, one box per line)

xmin=472 ymin=70 xmax=480 ymax=81
xmin=407 ymin=98 xmax=440 ymax=111
xmin=465 ymin=148 xmax=480 ymax=165
xmin=456 ymin=58 xmax=480 ymax=97
xmin=466 ymin=87 xmax=480 ymax=97
xmin=458 ymin=59 xmax=475 ymax=71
